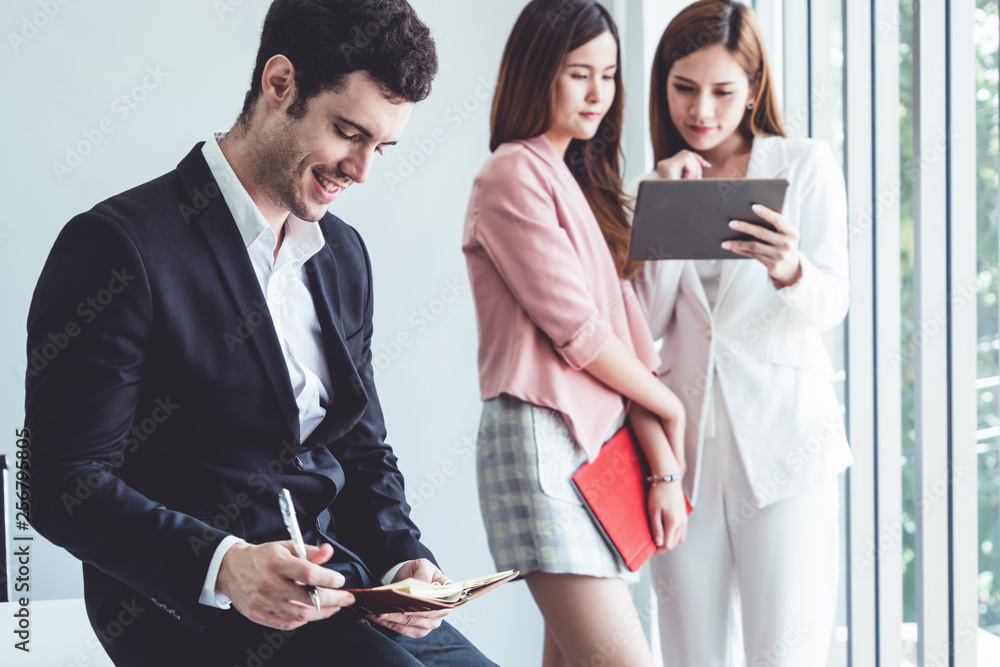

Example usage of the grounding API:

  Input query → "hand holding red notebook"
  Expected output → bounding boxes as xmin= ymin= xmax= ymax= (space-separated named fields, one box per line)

xmin=572 ymin=425 xmax=692 ymax=572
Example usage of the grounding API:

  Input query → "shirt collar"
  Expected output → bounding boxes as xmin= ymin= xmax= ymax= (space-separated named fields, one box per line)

xmin=201 ymin=133 xmax=326 ymax=263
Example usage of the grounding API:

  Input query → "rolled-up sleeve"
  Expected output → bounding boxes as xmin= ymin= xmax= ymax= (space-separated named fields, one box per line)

xmin=470 ymin=150 xmax=609 ymax=370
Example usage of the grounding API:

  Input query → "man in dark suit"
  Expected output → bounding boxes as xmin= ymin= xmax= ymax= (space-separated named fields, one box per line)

xmin=24 ymin=1 xmax=496 ymax=665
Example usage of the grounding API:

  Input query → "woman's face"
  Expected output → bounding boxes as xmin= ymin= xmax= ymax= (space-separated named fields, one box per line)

xmin=546 ymin=31 xmax=619 ymax=149
xmin=666 ymin=43 xmax=755 ymax=153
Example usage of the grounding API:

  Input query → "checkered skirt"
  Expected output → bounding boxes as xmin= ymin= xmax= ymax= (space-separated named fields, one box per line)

xmin=476 ymin=394 xmax=639 ymax=582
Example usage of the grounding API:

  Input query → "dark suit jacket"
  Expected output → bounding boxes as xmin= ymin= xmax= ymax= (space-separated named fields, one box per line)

xmin=24 ymin=144 xmax=435 ymax=659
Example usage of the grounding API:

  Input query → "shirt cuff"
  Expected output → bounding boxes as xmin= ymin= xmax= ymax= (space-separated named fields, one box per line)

xmin=380 ymin=561 xmax=411 ymax=586
xmin=198 ymin=535 xmax=244 ymax=608
xmin=555 ymin=311 xmax=613 ymax=370
xmin=775 ymin=254 xmax=814 ymax=299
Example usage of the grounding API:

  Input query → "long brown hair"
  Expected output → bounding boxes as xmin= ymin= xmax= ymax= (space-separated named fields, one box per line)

xmin=649 ymin=0 xmax=786 ymax=163
xmin=491 ymin=0 xmax=639 ymax=280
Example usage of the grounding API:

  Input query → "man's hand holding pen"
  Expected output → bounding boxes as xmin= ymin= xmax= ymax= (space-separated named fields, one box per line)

xmin=217 ymin=541 xmax=355 ymax=631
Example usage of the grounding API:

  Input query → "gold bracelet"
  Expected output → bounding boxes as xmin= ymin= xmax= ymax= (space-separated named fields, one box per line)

xmin=646 ymin=473 xmax=682 ymax=487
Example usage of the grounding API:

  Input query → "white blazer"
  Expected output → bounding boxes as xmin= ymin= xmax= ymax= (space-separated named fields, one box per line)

xmin=631 ymin=136 xmax=853 ymax=509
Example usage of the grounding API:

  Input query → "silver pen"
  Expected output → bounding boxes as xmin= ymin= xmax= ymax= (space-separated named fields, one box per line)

xmin=278 ymin=488 xmax=321 ymax=612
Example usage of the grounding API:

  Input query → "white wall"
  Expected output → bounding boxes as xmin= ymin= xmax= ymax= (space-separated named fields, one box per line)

xmin=0 ymin=0 xmax=670 ymax=664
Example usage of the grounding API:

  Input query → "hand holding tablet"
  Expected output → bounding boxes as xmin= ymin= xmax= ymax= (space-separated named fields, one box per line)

xmin=627 ymin=178 xmax=790 ymax=261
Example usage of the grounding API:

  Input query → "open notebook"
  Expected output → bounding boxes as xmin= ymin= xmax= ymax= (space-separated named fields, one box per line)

xmin=346 ymin=570 xmax=519 ymax=615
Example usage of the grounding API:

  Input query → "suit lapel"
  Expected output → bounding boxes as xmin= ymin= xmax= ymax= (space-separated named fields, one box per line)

xmin=682 ymin=261 xmax=712 ymax=319
xmin=177 ymin=145 xmax=301 ymax=442
xmin=303 ymin=242 xmax=369 ymax=447
xmin=715 ymin=260 xmax=742 ymax=312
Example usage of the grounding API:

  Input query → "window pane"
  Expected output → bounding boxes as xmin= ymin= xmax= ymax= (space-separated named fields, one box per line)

xmin=822 ymin=1 xmax=849 ymax=664
xmin=975 ymin=2 xmax=1000 ymax=662
xmin=898 ymin=0 xmax=917 ymax=663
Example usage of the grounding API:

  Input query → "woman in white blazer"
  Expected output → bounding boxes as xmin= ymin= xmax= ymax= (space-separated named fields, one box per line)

xmin=631 ymin=2 xmax=853 ymax=665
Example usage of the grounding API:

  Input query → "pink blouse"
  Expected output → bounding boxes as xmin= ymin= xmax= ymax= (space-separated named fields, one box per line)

xmin=462 ymin=135 xmax=661 ymax=461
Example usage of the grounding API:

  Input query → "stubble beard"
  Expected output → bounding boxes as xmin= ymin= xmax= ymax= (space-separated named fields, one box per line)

xmin=250 ymin=119 xmax=325 ymax=223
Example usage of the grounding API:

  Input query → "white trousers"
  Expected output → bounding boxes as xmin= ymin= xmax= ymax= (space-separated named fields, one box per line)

xmin=652 ymin=384 xmax=841 ymax=667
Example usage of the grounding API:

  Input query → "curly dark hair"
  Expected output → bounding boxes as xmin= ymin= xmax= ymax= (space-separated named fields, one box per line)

xmin=235 ymin=0 xmax=438 ymax=126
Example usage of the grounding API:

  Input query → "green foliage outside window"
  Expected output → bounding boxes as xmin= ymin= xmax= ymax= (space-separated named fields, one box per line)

xmin=898 ymin=0 xmax=999 ymax=635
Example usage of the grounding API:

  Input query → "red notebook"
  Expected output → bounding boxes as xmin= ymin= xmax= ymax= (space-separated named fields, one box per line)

xmin=571 ymin=425 xmax=692 ymax=572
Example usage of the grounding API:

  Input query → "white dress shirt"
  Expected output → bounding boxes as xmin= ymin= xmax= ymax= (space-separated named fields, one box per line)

xmin=198 ymin=134 xmax=331 ymax=608
xmin=693 ymin=259 xmax=722 ymax=310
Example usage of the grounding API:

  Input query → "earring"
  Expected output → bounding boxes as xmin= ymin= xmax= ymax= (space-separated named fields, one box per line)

xmin=746 ymin=100 xmax=755 ymax=110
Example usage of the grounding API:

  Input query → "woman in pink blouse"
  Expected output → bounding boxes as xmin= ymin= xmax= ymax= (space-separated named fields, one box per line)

xmin=462 ymin=2 xmax=688 ymax=665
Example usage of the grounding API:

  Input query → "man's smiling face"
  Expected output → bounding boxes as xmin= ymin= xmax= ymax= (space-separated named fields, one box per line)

xmin=250 ymin=69 xmax=414 ymax=222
